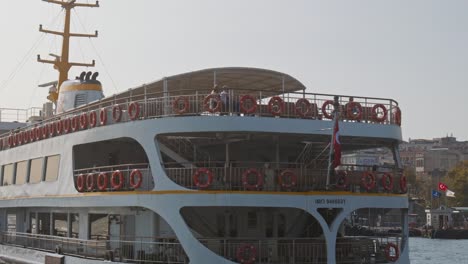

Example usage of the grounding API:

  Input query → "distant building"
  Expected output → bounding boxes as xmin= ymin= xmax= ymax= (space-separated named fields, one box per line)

xmin=400 ymin=135 xmax=468 ymax=180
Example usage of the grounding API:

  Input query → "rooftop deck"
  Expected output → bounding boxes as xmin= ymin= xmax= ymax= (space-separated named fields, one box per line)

xmin=0 ymin=89 xmax=401 ymax=151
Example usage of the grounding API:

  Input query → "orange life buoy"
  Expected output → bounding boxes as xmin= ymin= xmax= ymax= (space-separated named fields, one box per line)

xmin=55 ymin=120 xmax=62 ymax=135
xmin=79 ymin=113 xmax=88 ymax=129
xmin=242 ymin=168 xmax=264 ymax=190
xmin=48 ymin=123 xmax=55 ymax=137
xmin=400 ymin=175 xmax=407 ymax=193
xmin=193 ymin=168 xmax=213 ymax=189
xmin=278 ymin=170 xmax=297 ymax=190
xmin=336 ymin=170 xmax=348 ymax=189
xmin=129 ymin=169 xmax=143 ymax=189
xmin=7 ymin=135 xmax=12 ymax=147
xmin=16 ymin=133 xmax=21 ymax=145
xmin=71 ymin=116 xmax=79 ymax=132
xmin=89 ymin=111 xmax=97 ymax=128
xmin=346 ymin=101 xmax=362 ymax=121
xmin=381 ymin=172 xmax=393 ymax=191
xmin=112 ymin=104 xmax=122 ymax=122
xmin=128 ymin=102 xmax=140 ymax=120
xmin=111 ymin=170 xmax=124 ymax=190
xmin=28 ymin=129 xmax=35 ymax=142
xmin=76 ymin=174 xmax=85 ymax=192
xmin=34 ymin=126 xmax=41 ymax=141
xmin=22 ymin=131 xmax=28 ymax=144
xmin=268 ymin=96 xmax=284 ymax=116
xmin=236 ymin=244 xmax=257 ymax=264
xmin=371 ymin=104 xmax=388 ymax=123
xmin=173 ymin=96 xmax=190 ymax=115
xmin=384 ymin=243 xmax=399 ymax=262
xmin=62 ymin=118 xmax=70 ymax=134
xmin=203 ymin=94 xmax=221 ymax=113
xmin=361 ymin=171 xmax=376 ymax=191
xmin=97 ymin=172 xmax=108 ymax=191
xmin=295 ymin=98 xmax=311 ymax=118
xmin=86 ymin=173 xmax=95 ymax=191
xmin=239 ymin=95 xmax=257 ymax=114
xmin=99 ymin=108 xmax=107 ymax=125
xmin=393 ymin=106 xmax=401 ymax=126
xmin=40 ymin=126 xmax=48 ymax=139
xmin=321 ymin=100 xmax=334 ymax=119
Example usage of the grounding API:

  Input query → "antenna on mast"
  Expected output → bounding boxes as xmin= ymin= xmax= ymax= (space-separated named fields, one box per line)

xmin=37 ymin=0 xmax=99 ymax=103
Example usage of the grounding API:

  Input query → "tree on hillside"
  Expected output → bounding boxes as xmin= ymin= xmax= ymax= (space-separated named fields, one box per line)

xmin=443 ymin=160 xmax=468 ymax=207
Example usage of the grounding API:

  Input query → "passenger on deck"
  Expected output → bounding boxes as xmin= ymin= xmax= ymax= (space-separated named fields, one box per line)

xmin=264 ymin=163 xmax=276 ymax=191
xmin=210 ymin=85 xmax=219 ymax=111
xmin=220 ymin=86 xmax=229 ymax=115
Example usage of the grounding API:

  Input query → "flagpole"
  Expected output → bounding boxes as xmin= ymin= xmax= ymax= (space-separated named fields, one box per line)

xmin=326 ymin=96 xmax=339 ymax=190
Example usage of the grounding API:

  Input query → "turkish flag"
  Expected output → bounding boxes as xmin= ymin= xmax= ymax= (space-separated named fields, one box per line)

xmin=438 ymin=182 xmax=448 ymax=191
xmin=332 ymin=117 xmax=341 ymax=168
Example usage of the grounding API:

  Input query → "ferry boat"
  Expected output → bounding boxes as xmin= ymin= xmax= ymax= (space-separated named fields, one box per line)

xmin=0 ymin=1 xmax=410 ymax=263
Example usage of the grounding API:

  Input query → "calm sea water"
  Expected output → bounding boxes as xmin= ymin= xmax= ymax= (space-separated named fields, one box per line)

xmin=410 ymin=237 xmax=468 ymax=264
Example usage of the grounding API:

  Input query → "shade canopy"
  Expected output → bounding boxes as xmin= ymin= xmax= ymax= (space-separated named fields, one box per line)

xmin=104 ymin=67 xmax=307 ymax=102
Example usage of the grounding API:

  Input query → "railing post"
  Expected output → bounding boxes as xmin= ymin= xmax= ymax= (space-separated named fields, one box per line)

xmin=292 ymin=239 xmax=295 ymax=264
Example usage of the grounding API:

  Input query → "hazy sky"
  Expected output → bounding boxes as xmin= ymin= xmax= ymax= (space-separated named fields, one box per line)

xmin=0 ymin=0 xmax=467 ymax=141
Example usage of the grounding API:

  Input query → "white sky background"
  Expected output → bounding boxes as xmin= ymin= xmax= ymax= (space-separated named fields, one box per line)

xmin=0 ymin=0 xmax=467 ymax=141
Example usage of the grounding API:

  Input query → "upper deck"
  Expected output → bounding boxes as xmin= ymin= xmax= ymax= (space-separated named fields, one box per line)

xmin=0 ymin=67 xmax=401 ymax=151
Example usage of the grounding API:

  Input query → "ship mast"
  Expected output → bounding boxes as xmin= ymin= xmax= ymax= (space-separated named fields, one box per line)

xmin=37 ymin=0 xmax=99 ymax=103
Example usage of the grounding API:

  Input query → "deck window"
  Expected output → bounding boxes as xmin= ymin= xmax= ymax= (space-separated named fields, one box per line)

xmin=45 ymin=155 xmax=60 ymax=182
xmin=247 ymin=211 xmax=257 ymax=229
xmin=29 ymin=213 xmax=37 ymax=234
xmin=7 ymin=213 xmax=16 ymax=232
xmin=29 ymin=158 xmax=44 ymax=184
xmin=38 ymin=212 xmax=51 ymax=235
xmin=52 ymin=213 xmax=68 ymax=237
xmin=15 ymin=160 xmax=28 ymax=185
xmin=70 ymin=213 xmax=79 ymax=238
xmin=3 ymin=164 xmax=14 ymax=186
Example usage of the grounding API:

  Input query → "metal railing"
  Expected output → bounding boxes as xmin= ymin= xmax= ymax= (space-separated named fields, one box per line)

xmin=0 ymin=90 xmax=400 ymax=151
xmin=164 ymin=162 xmax=407 ymax=194
xmin=0 ymin=107 xmax=42 ymax=122
xmin=0 ymin=231 xmax=188 ymax=263
xmin=73 ymin=163 xmax=154 ymax=192
xmin=197 ymin=236 xmax=401 ymax=264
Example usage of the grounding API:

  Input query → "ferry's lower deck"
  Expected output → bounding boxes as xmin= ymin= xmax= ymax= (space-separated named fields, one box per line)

xmin=0 ymin=191 xmax=409 ymax=264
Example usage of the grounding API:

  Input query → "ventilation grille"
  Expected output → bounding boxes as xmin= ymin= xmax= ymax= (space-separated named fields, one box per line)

xmin=74 ymin=93 xmax=88 ymax=108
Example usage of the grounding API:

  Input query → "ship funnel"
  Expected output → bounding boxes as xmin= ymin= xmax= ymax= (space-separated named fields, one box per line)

xmin=56 ymin=71 xmax=104 ymax=114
